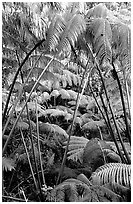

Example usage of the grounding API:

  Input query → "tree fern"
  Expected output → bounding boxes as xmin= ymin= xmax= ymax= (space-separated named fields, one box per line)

xmin=90 ymin=163 xmax=131 ymax=187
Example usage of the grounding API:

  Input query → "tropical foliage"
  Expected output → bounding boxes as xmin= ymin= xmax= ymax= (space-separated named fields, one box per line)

xmin=2 ymin=2 xmax=131 ymax=202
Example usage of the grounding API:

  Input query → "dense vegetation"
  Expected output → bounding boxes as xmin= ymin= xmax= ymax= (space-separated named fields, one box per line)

xmin=2 ymin=2 xmax=131 ymax=202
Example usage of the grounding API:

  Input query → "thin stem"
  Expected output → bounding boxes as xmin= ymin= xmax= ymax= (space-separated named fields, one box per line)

xmin=56 ymin=67 xmax=89 ymax=185
xmin=2 ymin=38 xmax=46 ymax=123
xmin=112 ymin=62 xmax=131 ymax=144
xmin=20 ymin=129 xmax=38 ymax=194
xmin=2 ymin=51 xmax=45 ymax=136
xmin=99 ymin=93 xmax=126 ymax=163
xmin=16 ymin=52 xmax=43 ymax=200
xmin=2 ymin=195 xmax=33 ymax=202
xmin=35 ymin=99 xmax=46 ymax=185
xmin=2 ymin=57 xmax=54 ymax=155
xmin=87 ymin=43 xmax=130 ymax=164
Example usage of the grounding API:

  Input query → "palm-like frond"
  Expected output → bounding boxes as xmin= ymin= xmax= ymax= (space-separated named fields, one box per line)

xmin=47 ymin=177 xmax=122 ymax=202
xmin=90 ymin=163 xmax=131 ymax=188
xmin=82 ymin=119 xmax=105 ymax=131
xmin=46 ymin=178 xmax=90 ymax=202
xmin=63 ymin=136 xmax=89 ymax=163
xmin=47 ymin=13 xmax=86 ymax=54
xmin=39 ymin=122 xmax=69 ymax=139
xmin=57 ymin=13 xmax=86 ymax=53
xmin=86 ymin=3 xmax=108 ymax=19
xmin=111 ymin=22 xmax=131 ymax=73
xmin=87 ymin=18 xmax=112 ymax=66
xmin=2 ymin=157 xmax=15 ymax=171
xmin=47 ymin=14 xmax=65 ymax=52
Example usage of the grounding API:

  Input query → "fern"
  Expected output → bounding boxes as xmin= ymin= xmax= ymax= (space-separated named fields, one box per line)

xmin=47 ymin=177 xmax=122 ymax=202
xmin=50 ymin=89 xmax=60 ymax=98
xmin=90 ymin=163 xmax=131 ymax=187
xmin=87 ymin=3 xmax=108 ymax=19
xmin=87 ymin=18 xmax=112 ymax=66
xmin=59 ymin=89 xmax=70 ymax=100
xmin=82 ymin=119 xmax=105 ymax=131
xmin=47 ymin=14 xmax=65 ymax=52
xmin=46 ymin=178 xmax=91 ymax=202
xmin=67 ymin=89 xmax=78 ymax=100
xmin=63 ymin=136 xmax=89 ymax=163
xmin=2 ymin=157 xmax=15 ymax=171
xmin=57 ymin=13 xmax=86 ymax=53
xmin=39 ymin=122 xmax=68 ymax=139
xmin=111 ymin=22 xmax=131 ymax=72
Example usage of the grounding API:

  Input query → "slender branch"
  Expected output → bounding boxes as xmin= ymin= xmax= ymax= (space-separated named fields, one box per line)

xmin=112 ymin=62 xmax=131 ymax=144
xmin=16 ymin=53 xmax=43 ymax=201
xmin=99 ymin=93 xmax=126 ymax=163
xmin=2 ymin=38 xmax=46 ymax=123
xmin=87 ymin=43 xmax=130 ymax=164
xmin=20 ymin=129 xmax=39 ymax=196
xmin=56 ymin=63 xmax=89 ymax=185
xmin=2 ymin=51 xmax=45 ymax=137
xmin=2 ymin=57 xmax=54 ymax=155
xmin=2 ymin=195 xmax=33 ymax=202
xmin=35 ymin=99 xmax=46 ymax=185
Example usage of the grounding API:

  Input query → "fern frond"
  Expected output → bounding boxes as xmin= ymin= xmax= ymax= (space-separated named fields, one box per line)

xmin=2 ymin=157 xmax=15 ymax=171
xmin=111 ymin=22 xmax=131 ymax=72
xmin=87 ymin=18 xmax=112 ymax=66
xmin=91 ymin=163 xmax=131 ymax=188
xmin=57 ymin=13 xmax=86 ymax=53
xmin=59 ymin=89 xmax=70 ymax=100
xmin=50 ymin=109 xmax=66 ymax=117
xmin=47 ymin=178 xmax=90 ymax=202
xmin=47 ymin=177 xmax=122 ymax=202
xmin=39 ymin=122 xmax=69 ymax=139
xmin=67 ymin=90 xmax=78 ymax=100
xmin=50 ymin=89 xmax=60 ymax=98
xmin=47 ymin=14 xmax=65 ymax=52
xmin=63 ymin=136 xmax=89 ymax=163
xmin=87 ymin=3 xmax=108 ymax=19
xmin=82 ymin=119 xmax=105 ymax=131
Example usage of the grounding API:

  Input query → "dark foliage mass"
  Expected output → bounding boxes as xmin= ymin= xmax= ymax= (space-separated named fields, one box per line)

xmin=2 ymin=2 xmax=131 ymax=202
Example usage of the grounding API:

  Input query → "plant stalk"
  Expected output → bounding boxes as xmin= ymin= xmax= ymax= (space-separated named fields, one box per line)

xmin=2 ymin=58 xmax=54 ymax=155
xmin=2 ymin=38 xmax=46 ymax=123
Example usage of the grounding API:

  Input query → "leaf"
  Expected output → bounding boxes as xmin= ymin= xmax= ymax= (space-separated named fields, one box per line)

xmin=16 ymin=121 xmax=29 ymax=130
xmin=47 ymin=14 xmax=65 ymax=52
xmin=67 ymin=90 xmax=78 ymax=100
xmin=38 ymin=108 xmax=65 ymax=118
xmin=82 ymin=119 xmax=105 ymax=131
xmin=90 ymin=163 xmax=131 ymax=188
xmin=41 ymin=92 xmax=50 ymax=102
xmin=2 ymin=157 xmax=15 ymax=171
xmin=87 ymin=3 xmax=108 ymax=18
xmin=57 ymin=13 xmax=86 ymax=53
xmin=50 ymin=89 xmax=60 ymax=98
xmin=47 ymin=177 xmax=122 ymax=202
xmin=50 ymin=109 xmax=66 ymax=117
xmin=111 ymin=22 xmax=131 ymax=71
xmin=59 ymin=89 xmax=70 ymax=100
xmin=39 ymin=122 xmax=68 ymax=139
xmin=83 ymin=138 xmax=112 ymax=171
xmin=63 ymin=136 xmax=89 ymax=163
xmin=87 ymin=18 xmax=112 ymax=65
